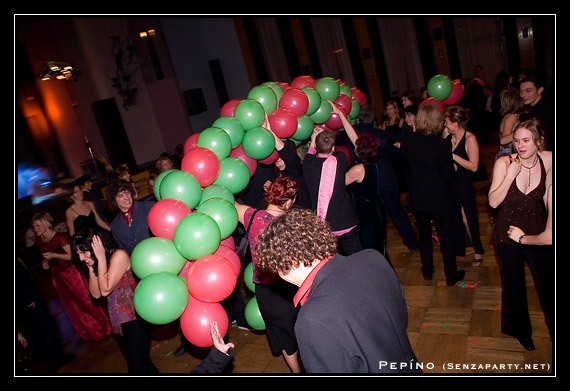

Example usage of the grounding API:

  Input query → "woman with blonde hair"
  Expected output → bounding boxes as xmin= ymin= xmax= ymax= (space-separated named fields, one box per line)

xmin=381 ymin=100 xmax=404 ymax=136
xmin=489 ymin=118 xmax=553 ymax=351
xmin=498 ymin=88 xmax=525 ymax=157
xmin=398 ymin=103 xmax=465 ymax=286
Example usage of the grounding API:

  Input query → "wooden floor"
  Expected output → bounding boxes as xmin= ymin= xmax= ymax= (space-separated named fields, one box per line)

xmin=21 ymin=137 xmax=554 ymax=376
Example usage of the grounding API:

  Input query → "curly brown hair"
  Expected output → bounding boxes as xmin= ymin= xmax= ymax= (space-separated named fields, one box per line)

xmin=106 ymin=178 xmax=136 ymax=207
xmin=255 ymin=208 xmax=337 ymax=276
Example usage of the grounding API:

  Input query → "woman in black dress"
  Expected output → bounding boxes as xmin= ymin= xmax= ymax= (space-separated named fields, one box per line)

xmin=346 ymin=133 xmax=390 ymax=264
xmin=64 ymin=183 xmax=110 ymax=236
xmin=443 ymin=106 xmax=485 ymax=266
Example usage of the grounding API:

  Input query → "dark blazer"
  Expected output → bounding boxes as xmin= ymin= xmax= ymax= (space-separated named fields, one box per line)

xmin=302 ymin=150 xmax=358 ymax=232
xmin=295 ymin=249 xmax=420 ymax=373
xmin=399 ymin=132 xmax=456 ymax=214
xmin=110 ymin=200 xmax=155 ymax=254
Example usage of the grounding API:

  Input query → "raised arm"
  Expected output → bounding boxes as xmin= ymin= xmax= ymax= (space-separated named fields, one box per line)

xmin=489 ymin=155 xmax=521 ymax=209
xmin=92 ymin=235 xmax=131 ymax=297
xmin=263 ymin=112 xmax=285 ymax=151
xmin=329 ymin=101 xmax=358 ymax=146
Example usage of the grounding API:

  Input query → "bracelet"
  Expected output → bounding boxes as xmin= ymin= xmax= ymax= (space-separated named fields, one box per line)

xmin=518 ymin=235 xmax=525 ymax=244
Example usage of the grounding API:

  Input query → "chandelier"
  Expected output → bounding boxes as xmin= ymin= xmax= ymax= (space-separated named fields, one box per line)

xmin=39 ymin=61 xmax=80 ymax=81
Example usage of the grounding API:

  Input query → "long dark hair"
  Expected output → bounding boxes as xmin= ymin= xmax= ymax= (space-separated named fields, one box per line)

xmin=71 ymin=227 xmax=118 ymax=276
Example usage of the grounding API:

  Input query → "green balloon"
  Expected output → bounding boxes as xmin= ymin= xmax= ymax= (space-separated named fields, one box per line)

xmin=212 ymin=116 xmax=245 ymax=149
xmin=247 ymin=85 xmax=278 ymax=114
xmin=316 ymin=77 xmax=340 ymax=101
xmin=245 ymin=297 xmax=265 ymax=330
xmin=133 ymin=272 xmax=189 ymax=325
xmin=349 ymin=98 xmax=361 ymax=119
xmin=159 ymin=170 xmax=202 ymax=209
xmin=427 ymin=74 xmax=453 ymax=101
xmin=196 ymin=197 xmax=238 ymax=239
xmin=242 ymin=126 xmax=275 ymax=160
xmin=262 ymin=81 xmax=284 ymax=102
xmin=213 ymin=157 xmax=250 ymax=194
xmin=174 ymin=213 xmax=221 ymax=260
xmin=131 ymin=237 xmax=188 ymax=279
xmin=339 ymin=83 xmax=352 ymax=98
xmin=197 ymin=127 xmax=232 ymax=160
xmin=153 ymin=169 xmax=175 ymax=200
xmin=291 ymin=115 xmax=314 ymax=141
xmin=234 ymin=99 xmax=265 ymax=130
xmin=309 ymin=99 xmax=332 ymax=124
xmin=199 ymin=184 xmax=235 ymax=206
xmin=301 ymin=87 xmax=322 ymax=116
xmin=244 ymin=262 xmax=255 ymax=293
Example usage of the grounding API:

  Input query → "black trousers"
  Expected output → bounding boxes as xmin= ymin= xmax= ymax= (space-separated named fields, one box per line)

xmin=496 ymin=243 xmax=554 ymax=340
xmin=120 ymin=317 xmax=159 ymax=374
xmin=415 ymin=209 xmax=461 ymax=285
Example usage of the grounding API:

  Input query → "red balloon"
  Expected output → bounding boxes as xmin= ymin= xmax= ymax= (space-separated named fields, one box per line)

xmin=278 ymin=82 xmax=291 ymax=93
xmin=181 ymin=147 xmax=220 ymax=188
xmin=419 ymin=97 xmax=445 ymax=113
xmin=220 ymin=235 xmax=235 ymax=249
xmin=291 ymin=75 xmax=316 ymax=89
xmin=229 ymin=144 xmax=257 ymax=177
xmin=257 ymin=149 xmax=279 ymax=164
xmin=279 ymin=88 xmax=309 ymax=116
xmin=220 ymin=99 xmax=240 ymax=117
xmin=334 ymin=94 xmax=352 ymax=115
xmin=180 ymin=295 xmax=229 ymax=348
xmin=325 ymin=112 xmax=344 ymax=130
xmin=186 ymin=254 xmax=237 ymax=303
xmin=183 ymin=133 xmax=199 ymax=154
xmin=148 ymin=199 xmax=192 ymax=241
xmin=351 ymin=87 xmax=367 ymax=105
xmin=214 ymin=244 xmax=241 ymax=276
xmin=268 ymin=108 xmax=298 ymax=138
xmin=442 ymin=79 xmax=463 ymax=105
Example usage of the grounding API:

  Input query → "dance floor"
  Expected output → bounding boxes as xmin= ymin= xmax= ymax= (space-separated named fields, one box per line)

xmin=22 ymin=138 xmax=554 ymax=376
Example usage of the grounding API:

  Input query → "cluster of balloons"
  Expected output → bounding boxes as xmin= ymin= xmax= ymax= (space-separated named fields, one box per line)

xmin=130 ymin=75 xmax=367 ymax=347
xmin=419 ymin=74 xmax=463 ymax=112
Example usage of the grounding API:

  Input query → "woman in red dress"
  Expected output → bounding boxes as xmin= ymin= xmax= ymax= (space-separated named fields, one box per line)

xmin=31 ymin=212 xmax=111 ymax=342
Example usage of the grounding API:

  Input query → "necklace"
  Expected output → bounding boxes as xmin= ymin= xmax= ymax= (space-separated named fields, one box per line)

xmin=41 ymin=229 xmax=55 ymax=243
xmin=520 ymin=154 xmax=539 ymax=187
xmin=266 ymin=206 xmax=284 ymax=215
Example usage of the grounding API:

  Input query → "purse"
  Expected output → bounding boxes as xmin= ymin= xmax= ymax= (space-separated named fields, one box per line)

xmin=235 ymin=209 xmax=261 ymax=258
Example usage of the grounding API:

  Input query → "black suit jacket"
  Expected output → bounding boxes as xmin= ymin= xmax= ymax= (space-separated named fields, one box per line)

xmin=400 ymin=132 xmax=456 ymax=214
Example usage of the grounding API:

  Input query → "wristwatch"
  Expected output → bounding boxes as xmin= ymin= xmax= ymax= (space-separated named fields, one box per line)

xmin=518 ymin=235 xmax=525 ymax=244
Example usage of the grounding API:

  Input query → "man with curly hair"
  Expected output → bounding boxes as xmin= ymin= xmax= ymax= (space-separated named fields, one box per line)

xmin=107 ymin=178 xmax=155 ymax=254
xmin=255 ymin=208 xmax=420 ymax=374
